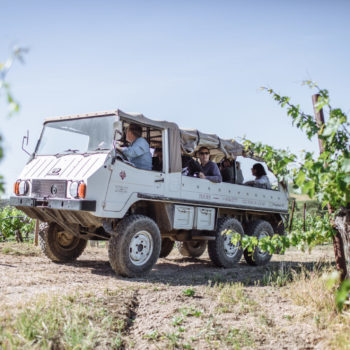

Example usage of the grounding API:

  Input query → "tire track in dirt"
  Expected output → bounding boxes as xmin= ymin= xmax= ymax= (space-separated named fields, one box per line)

xmin=0 ymin=244 xmax=335 ymax=349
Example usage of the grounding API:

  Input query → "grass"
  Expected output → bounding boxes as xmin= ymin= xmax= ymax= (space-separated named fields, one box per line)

xmin=143 ymin=330 xmax=160 ymax=341
xmin=182 ymin=288 xmax=196 ymax=297
xmin=224 ymin=328 xmax=255 ymax=349
xmin=261 ymin=268 xmax=294 ymax=287
xmin=178 ymin=306 xmax=203 ymax=317
xmin=0 ymin=288 xmax=135 ymax=349
xmin=282 ymin=267 xmax=350 ymax=349
xmin=200 ymin=318 xmax=254 ymax=349
xmin=207 ymin=282 xmax=258 ymax=314
xmin=0 ymin=242 xmax=41 ymax=256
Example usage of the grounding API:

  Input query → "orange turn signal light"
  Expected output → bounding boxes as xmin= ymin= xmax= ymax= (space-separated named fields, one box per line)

xmin=14 ymin=181 xmax=20 ymax=195
xmin=78 ymin=183 xmax=86 ymax=199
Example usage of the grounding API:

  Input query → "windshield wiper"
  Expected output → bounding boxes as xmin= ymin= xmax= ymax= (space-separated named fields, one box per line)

xmin=93 ymin=147 xmax=110 ymax=151
xmin=63 ymin=149 xmax=79 ymax=153
xmin=54 ymin=149 xmax=80 ymax=157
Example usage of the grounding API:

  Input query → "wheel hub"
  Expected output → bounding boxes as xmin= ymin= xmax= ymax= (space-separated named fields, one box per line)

xmin=57 ymin=231 xmax=75 ymax=247
xmin=223 ymin=232 xmax=239 ymax=257
xmin=256 ymin=230 xmax=269 ymax=257
xmin=129 ymin=230 xmax=153 ymax=266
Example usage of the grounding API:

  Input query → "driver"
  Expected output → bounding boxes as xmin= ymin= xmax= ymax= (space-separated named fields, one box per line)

xmin=117 ymin=123 xmax=152 ymax=170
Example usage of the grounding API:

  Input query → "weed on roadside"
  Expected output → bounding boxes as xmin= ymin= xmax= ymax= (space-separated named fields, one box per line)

xmin=208 ymin=282 xmax=257 ymax=314
xmin=182 ymin=288 xmax=196 ymax=297
xmin=199 ymin=317 xmax=255 ymax=349
xmin=283 ymin=267 xmax=350 ymax=349
xmin=1 ymin=242 xmax=40 ymax=257
xmin=262 ymin=267 xmax=294 ymax=287
xmin=0 ymin=289 xmax=135 ymax=349
xmin=143 ymin=329 xmax=160 ymax=341
xmin=172 ymin=315 xmax=184 ymax=326
xmin=178 ymin=306 xmax=203 ymax=317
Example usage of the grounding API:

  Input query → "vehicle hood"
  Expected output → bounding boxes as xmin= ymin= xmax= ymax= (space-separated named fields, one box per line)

xmin=18 ymin=153 xmax=109 ymax=181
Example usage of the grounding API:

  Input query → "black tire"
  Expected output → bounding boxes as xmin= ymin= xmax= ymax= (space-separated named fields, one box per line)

xmin=108 ymin=215 xmax=161 ymax=277
xmin=208 ymin=217 xmax=244 ymax=267
xmin=274 ymin=220 xmax=285 ymax=255
xmin=244 ymin=220 xmax=274 ymax=266
xmin=39 ymin=223 xmax=87 ymax=262
xmin=176 ymin=240 xmax=207 ymax=258
xmin=159 ymin=238 xmax=174 ymax=258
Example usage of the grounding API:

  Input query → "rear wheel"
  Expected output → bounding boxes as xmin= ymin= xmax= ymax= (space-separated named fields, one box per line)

xmin=244 ymin=220 xmax=274 ymax=266
xmin=159 ymin=238 xmax=174 ymax=258
xmin=208 ymin=217 xmax=244 ymax=267
xmin=39 ymin=223 xmax=87 ymax=262
xmin=108 ymin=215 xmax=161 ymax=277
xmin=176 ymin=240 xmax=207 ymax=258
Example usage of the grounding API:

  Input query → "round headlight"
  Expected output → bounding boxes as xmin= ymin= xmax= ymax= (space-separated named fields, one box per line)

xmin=18 ymin=180 xmax=29 ymax=195
xmin=69 ymin=181 xmax=79 ymax=198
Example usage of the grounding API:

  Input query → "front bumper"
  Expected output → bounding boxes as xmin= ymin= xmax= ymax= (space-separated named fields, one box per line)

xmin=10 ymin=196 xmax=96 ymax=212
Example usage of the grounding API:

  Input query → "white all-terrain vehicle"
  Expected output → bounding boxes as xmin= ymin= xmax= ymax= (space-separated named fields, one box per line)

xmin=11 ymin=110 xmax=288 ymax=277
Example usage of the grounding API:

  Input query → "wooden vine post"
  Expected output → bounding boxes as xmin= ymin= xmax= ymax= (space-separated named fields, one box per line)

xmin=312 ymin=94 xmax=350 ymax=280
xmin=34 ymin=219 xmax=39 ymax=246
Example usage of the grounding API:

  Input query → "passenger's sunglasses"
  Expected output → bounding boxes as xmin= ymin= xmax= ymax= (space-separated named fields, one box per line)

xmin=199 ymin=152 xmax=209 ymax=155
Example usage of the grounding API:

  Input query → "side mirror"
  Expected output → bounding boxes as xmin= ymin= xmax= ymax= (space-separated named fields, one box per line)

xmin=22 ymin=130 xmax=30 ymax=155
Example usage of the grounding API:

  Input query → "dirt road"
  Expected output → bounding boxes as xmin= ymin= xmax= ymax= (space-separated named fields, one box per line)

xmin=0 ymin=244 xmax=335 ymax=349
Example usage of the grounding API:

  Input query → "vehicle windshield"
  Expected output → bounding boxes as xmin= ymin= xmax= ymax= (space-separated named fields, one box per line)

xmin=36 ymin=115 xmax=115 ymax=155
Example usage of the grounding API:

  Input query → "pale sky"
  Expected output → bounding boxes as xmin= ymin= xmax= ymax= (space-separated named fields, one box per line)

xmin=1 ymin=0 xmax=350 ymax=196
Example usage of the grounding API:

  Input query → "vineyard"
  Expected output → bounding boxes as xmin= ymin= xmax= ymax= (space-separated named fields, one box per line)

xmin=0 ymin=205 xmax=35 ymax=242
xmin=0 ymin=82 xmax=349 ymax=348
xmin=0 ymin=217 xmax=348 ymax=349
xmin=1 ymin=47 xmax=349 ymax=348
xmin=0 ymin=195 xmax=349 ymax=349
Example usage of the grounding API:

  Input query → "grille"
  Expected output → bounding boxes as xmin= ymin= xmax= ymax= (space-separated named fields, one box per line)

xmin=32 ymin=180 xmax=67 ymax=199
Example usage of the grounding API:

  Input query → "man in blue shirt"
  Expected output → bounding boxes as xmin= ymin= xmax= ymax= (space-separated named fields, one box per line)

xmin=197 ymin=146 xmax=222 ymax=183
xmin=118 ymin=123 xmax=152 ymax=170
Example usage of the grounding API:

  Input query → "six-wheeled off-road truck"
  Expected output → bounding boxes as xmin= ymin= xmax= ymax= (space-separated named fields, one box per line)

xmin=11 ymin=110 xmax=288 ymax=277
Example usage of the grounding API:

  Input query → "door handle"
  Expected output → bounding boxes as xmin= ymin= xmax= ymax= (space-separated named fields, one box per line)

xmin=154 ymin=178 xmax=164 ymax=183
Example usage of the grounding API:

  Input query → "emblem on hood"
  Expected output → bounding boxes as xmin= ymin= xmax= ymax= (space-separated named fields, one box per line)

xmin=51 ymin=185 xmax=58 ymax=195
xmin=47 ymin=168 xmax=61 ymax=176
xmin=119 ymin=170 xmax=126 ymax=180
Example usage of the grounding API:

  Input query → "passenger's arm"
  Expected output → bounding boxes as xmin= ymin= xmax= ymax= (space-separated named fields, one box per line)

xmin=244 ymin=180 xmax=255 ymax=186
xmin=205 ymin=163 xmax=222 ymax=183
xmin=122 ymin=138 xmax=148 ymax=159
xmin=205 ymin=174 xmax=222 ymax=183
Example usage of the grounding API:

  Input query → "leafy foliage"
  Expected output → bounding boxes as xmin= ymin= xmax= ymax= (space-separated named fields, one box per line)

xmin=336 ymin=279 xmax=350 ymax=311
xmin=0 ymin=47 xmax=28 ymax=114
xmin=0 ymin=47 xmax=28 ymax=192
xmin=230 ymin=214 xmax=335 ymax=255
xmin=231 ymin=82 xmax=349 ymax=280
xmin=248 ymin=82 xmax=350 ymax=209
xmin=0 ymin=206 xmax=34 ymax=240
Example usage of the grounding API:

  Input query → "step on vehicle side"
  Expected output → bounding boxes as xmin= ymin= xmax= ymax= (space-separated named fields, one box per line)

xmin=11 ymin=109 xmax=288 ymax=277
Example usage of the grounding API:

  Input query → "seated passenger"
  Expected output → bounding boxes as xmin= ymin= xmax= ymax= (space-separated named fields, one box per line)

xmin=244 ymin=163 xmax=271 ymax=189
xmin=152 ymin=148 xmax=163 ymax=171
xmin=197 ymin=147 xmax=222 ymax=183
xmin=118 ymin=123 xmax=152 ymax=170
xmin=221 ymin=158 xmax=234 ymax=183
xmin=235 ymin=161 xmax=244 ymax=184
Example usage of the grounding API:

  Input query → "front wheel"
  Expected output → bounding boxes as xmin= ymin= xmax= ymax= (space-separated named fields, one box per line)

xmin=208 ymin=217 xmax=244 ymax=267
xmin=39 ymin=223 xmax=87 ymax=262
xmin=108 ymin=215 xmax=161 ymax=277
